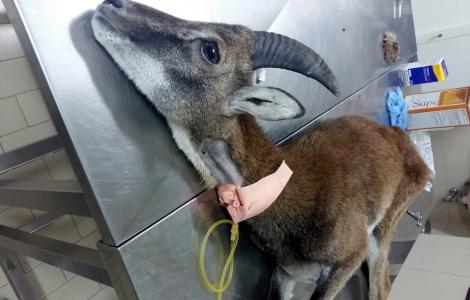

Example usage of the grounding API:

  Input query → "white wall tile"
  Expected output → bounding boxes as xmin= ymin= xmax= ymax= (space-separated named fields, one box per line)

xmin=0 ymin=120 xmax=57 ymax=152
xmin=45 ymin=276 xmax=101 ymax=300
xmin=0 ymin=24 xmax=24 ymax=61
xmin=0 ymin=96 xmax=27 ymax=136
xmin=0 ymin=207 xmax=34 ymax=228
xmin=0 ymin=284 xmax=18 ymax=300
xmin=36 ymin=215 xmax=81 ymax=244
xmin=89 ymin=287 xmax=119 ymax=300
xmin=0 ymin=158 xmax=50 ymax=180
xmin=0 ymin=57 xmax=38 ymax=99
xmin=72 ymin=216 xmax=98 ymax=238
xmin=25 ymin=263 xmax=66 ymax=298
xmin=43 ymin=150 xmax=76 ymax=180
xmin=16 ymin=90 xmax=51 ymax=126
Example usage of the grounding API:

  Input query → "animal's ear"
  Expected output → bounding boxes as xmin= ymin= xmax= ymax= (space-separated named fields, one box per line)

xmin=223 ymin=87 xmax=305 ymax=120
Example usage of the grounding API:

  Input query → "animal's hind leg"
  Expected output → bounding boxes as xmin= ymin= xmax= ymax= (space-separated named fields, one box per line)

xmin=310 ymin=233 xmax=368 ymax=300
xmin=310 ymin=256 xmax=364 ymax=300
xmin=368 ymin=190 xmax=415 ymax=299
xmin=270 ymin=264 xmax=297 ymax=300
xmin=367 ymin=233 xmax=392 ymax=300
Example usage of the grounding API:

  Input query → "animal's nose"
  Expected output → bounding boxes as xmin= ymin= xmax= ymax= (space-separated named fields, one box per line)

xmin=103 ymin=0 xmax=123 ymax=8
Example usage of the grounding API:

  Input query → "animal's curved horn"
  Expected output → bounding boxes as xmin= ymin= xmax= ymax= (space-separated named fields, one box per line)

xmin=251 ymin=31 xmax=339 ymax=96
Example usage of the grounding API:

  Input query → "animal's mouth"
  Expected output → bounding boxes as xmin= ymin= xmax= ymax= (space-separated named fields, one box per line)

xmin=94 ymin=3 xmax=119 ymax=30
xmin=93 ymin=1 xmax=131 ymax=37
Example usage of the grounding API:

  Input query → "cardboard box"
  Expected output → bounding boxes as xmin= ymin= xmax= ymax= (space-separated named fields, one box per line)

xmin=399 ymin=57 xmax=448 ymax=86
xmin=405 ymin=87 xmax=470 ymax=130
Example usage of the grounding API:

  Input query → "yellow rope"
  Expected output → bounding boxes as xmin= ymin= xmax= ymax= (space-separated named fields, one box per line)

xmin=198 ymin=219 xmax=239 ymax=300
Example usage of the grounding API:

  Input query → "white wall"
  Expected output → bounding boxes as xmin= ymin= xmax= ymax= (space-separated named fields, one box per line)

xmin=412 ymin=0 xmax=470 ymax=38
xmin=411 ymin=0 xmax=470 ymax=201
xmin=416 ymin=35 xmax=470 ymax=93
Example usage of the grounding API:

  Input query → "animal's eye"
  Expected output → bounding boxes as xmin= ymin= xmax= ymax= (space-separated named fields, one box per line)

xmin=202 ymin=41 xmax=220 ymax=64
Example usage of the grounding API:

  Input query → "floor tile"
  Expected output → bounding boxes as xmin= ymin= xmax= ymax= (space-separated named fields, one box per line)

xmin=16 ymin=255 xmax=41 ymax=273
xmin=446 ymin=222 xmax=470 ymax=238
xmin=390 ymin=267 xmax=470 ymax=300
xmin=72 ymin=216 xmax=98 ymax=238
xmin=31 ymin=209 xmax=48 ymax=218
xmin=0 ymin=24 xmax=24 ymax=61
xmin=45 ymin=276 xmax=101 ymax=300
xmin=0 ymin=120 xmax=57 ymax=152
xmin=389 ymin=263 xmax=403 ymax=277
xmin=0 ymin=284 xmax=18 ymax=300
xmin=0 ymin=96 xmax=27 ymax=137
xmin=36 ymin=215 xmax=81 ymax=244
xmin=76 ymin=231 xmax=102 ymax=250
xmin=16 ymin=90 xmax=51 ymax=126
xmin=0 ymin=207 xmax=34 ymax=228
xmin=0 ymin=205 xmax=9 ymax=214
xmin=89 ymin=287 xmax=119 ymax=300
xmin=0 ymin=1 xmax=7 ymax=24
xmin=62 ymin=270 xmax=77 ymax=281
xmin=43 ymin=150 xmax=76 ymax=180
xmin=404 ymin=234 xmax=470 ymax=277
xmin=25 ymin=263 xmax=66 ymax=298
xmin=430 ymin=227 xmax=449 ymax=236
xmin=0 ymin=268 xmax=7 ymax=288
xmin=0 ymin=2 xmax=8 ymax=24
xmin=0 ymin=58 xmax=38 ymax=99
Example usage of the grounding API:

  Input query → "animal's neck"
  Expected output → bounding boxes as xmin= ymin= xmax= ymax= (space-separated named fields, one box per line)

xmin=228 ymin=115 xmax=284 ymax=184
xmin=168 ymin=115 xmax=283 ymax=187
xmin=167 ymin=120 xmax=218 ymax=187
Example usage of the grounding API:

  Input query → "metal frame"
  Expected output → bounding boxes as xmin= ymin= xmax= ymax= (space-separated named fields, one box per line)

xmin=0 ymin=213 xmax=61 ymax=300
xmin=0 ymin=212 xmax=112 ymax=299
xmin=0 ymin=127 xmax=102 ymax=298
xmin=0 ymin=247 xmax=38 ymax=300
xmin=0 ymin=180 xmax=91 ymax=216
xmin=0 ymin=99 xmax=102 ymax=298
xmin=0 ymin=135 xmax=63 ymax=174
xmin=0 ymin=225 xmax=111 ymax=286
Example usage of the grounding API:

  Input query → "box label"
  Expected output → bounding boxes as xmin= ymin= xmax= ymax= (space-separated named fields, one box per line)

xmin=408 ymin=108 xmax=470 ymax=130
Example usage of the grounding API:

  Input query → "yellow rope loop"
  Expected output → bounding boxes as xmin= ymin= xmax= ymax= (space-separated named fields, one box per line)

xmin=198 ymin=219 xmax=239 ymax=300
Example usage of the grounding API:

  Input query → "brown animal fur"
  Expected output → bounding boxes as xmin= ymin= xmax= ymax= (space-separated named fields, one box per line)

xmin=224 ymin=115 xmax=429 ymax=299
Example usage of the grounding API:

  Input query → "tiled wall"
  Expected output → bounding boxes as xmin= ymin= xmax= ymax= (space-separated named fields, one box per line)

xmin=0 ymin=6 xmax=117 ymax=300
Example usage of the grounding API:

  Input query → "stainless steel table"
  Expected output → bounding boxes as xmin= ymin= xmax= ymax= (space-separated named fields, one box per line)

xmin=1 ymin=0 xmax=422 ymax=299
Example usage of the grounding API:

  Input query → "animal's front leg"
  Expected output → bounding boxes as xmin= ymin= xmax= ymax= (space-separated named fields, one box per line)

xmin=199 ymin=139 xmax=245 ymax=186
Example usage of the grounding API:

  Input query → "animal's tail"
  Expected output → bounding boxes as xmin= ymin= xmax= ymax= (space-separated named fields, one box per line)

xmin=389 ymin=126 xmax=430 ymax=195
